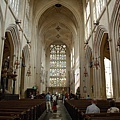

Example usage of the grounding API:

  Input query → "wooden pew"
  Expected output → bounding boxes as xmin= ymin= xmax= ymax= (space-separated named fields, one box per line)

xmin=0 ymin=99 xmax=46 ymax=120
xmin=64 ymin=99 xmax=113 ymax=120
xmin=84 ymin=113 xmax=120 ymax=120
xmin=0 ymin=108 xmax=30 ymax=120
xmin=0 ymin=116 xmax=20 ymax=120
xmin=66 ymin=99 xmax=109 ymax=113
xmin=0 ymin=111 xmax=26 ymax=119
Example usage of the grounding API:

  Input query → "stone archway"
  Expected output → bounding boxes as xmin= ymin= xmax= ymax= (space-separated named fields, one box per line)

xmin=93 ymin=25 xmax=109 ymax=99
xmin=1 ymin=24 xmax=20 ymax=94
xmin=31 ymin=1 xmax=85 ymax=95
xmin=110 ymin=0 xmax=120 ymax=101
xmin=100 ymin=33 xmax=112 ymax=98
xmin=1 ymin=32 xmax=14 ymax=93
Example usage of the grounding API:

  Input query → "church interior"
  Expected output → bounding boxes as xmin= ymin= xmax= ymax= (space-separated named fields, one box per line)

xmin=0 ymin=0 xmax=120 ymax=119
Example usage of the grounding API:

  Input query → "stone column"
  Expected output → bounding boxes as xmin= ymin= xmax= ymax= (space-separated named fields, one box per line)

xmin=93 ymin=57 xmax=103 ymax=99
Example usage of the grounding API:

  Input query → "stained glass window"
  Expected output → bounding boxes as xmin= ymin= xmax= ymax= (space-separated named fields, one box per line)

xmin=50 ymin=44 xmax=66 ymax=87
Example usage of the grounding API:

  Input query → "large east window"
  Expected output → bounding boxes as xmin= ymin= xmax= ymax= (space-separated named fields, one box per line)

xmin=50 ymin=44 xmax=66 ymax=87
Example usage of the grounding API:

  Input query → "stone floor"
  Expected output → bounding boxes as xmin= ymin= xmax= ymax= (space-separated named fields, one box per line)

xmin=38 ymin=100 xmax=72 ymax=120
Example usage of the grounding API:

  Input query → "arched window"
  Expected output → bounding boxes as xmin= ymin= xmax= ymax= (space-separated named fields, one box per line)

xmin=104 ymin=57 xmax=113 ymax=98
xmin=9 ymin=0 xmax=19 ymax=16
xmin=24 ymin=0 xmax=30 ymax=38
xmin=93 ymin=0 xmax=105 ymax=20
xmin=71 ymin=47 xmax=74 ymax=68
xmin=50 ymin=44 xmax=66 ymax=87
xmin=85 ymin=0 xmax=91 ymax=39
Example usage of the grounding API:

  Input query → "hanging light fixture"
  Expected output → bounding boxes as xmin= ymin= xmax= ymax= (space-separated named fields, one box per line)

xmin=26 ymin=65 xmax=31 ymax=76
xmin=14 ymin=57 xmax=20 ymax=69
xmin=94 ymin=58 xmax=100 ymax=69
xmin=84 ymin=67 xmax=88 ymax=77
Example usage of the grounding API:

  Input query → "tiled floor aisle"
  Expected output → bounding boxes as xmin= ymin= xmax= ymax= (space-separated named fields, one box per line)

xmin=38 ymin=100 xmax=72 ymax=120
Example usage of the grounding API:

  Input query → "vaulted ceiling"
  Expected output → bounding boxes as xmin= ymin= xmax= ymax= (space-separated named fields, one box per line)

xmin=32 ymin=0 xmax=83 ymax=49
xmin=38 ymin=4 xmax=77 ymax=49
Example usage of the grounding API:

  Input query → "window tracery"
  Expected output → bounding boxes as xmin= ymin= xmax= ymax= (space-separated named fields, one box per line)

xmin=50 ymin=44 xmax=66 ymax=87
xmin=24 ymin=0 xmax=30 ymax=38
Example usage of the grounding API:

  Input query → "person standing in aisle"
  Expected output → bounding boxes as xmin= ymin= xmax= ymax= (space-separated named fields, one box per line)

xmin=45 ymin=92 xmax=52 ymax=113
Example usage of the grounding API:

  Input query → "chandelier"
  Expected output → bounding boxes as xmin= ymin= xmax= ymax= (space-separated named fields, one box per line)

xmin=94 ymin=58 xmax=100 ymax=69
xmin=26 ymin=65 xmax=31 ymax=76
xmin=84 ymin=67 xmax=88 ymax=77
xmin=14 ymin=57 xmax=20 ymax=69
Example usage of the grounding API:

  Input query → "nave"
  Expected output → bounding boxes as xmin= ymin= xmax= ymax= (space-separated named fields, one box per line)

xmin=1 ymin=96 xmax=120 ymax=120
xmin=39 ymin=100 xmax=72 ymax=120
xmin=0 ymin=1 xmax=120 ymax=120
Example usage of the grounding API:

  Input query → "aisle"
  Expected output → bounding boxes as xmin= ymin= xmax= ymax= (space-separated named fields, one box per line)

xmin=38 ymin=100 xmax=72 ymax=120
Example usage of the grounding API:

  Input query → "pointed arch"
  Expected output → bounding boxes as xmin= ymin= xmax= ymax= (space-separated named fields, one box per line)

xmin=92 ymin=25 xmax=109 ymax=99
xmin=93 ymin=25 xmax=108 ymax=57
xmin=34 ymin=1 xmax=81 ymax=29
xmin=6 ymin=24 xmax=21 ymax=55
xmin=0 ymin=24 xmax=21 ymax=93
xmin=111 ymin=0 xmax=120 ymax=46
xmin=110 ymin=0 xmax=120 ymax=100
xmin=33 ymin=1 xmax=83 ymax=50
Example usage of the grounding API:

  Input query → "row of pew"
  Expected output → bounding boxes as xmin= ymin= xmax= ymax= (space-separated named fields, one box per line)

xmin=64 ymin=99 xmax=120 ymax=120
xmin=0 ymin=99 xmax=46 ymax=120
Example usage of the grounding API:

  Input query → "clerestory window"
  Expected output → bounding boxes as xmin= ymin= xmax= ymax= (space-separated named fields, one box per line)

xmin=93 ymin=0 xmax=105 ymax=20
xmin=9 ymin=0 xmax=19 ymax=17
xmin=24 ymin=0 xmax=30 ymax=38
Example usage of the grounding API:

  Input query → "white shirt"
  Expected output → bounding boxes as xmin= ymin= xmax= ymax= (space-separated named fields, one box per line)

xmin=86 ymin=104 xmax=100 ymax=114
xmin=53 ymin=95 xmax=57 ymax=101
xmin=31 ymin=94 xmax=34 ymax=99
xmin=107 ymin=107 xmax=119 ymax=113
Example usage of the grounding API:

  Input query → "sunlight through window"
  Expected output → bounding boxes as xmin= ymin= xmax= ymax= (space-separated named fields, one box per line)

xmin=104 ymin=57 xmax=113 ymax=98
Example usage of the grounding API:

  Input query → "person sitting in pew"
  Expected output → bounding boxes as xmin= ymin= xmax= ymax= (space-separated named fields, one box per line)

xmin=29 ymin=92 xmax=35 ymax=99
xmin=85 ymin=99 xmax=100 ymax=114
xmin=107 ymin=100 xmax=119 ymax=113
